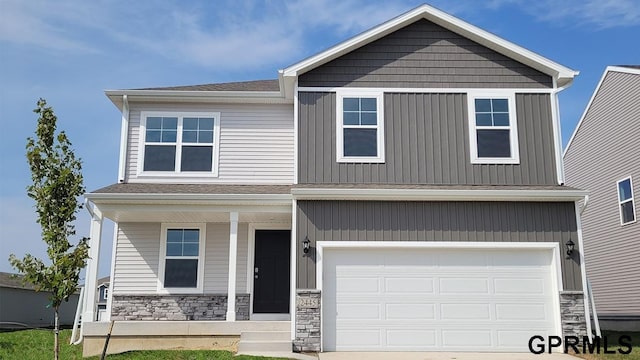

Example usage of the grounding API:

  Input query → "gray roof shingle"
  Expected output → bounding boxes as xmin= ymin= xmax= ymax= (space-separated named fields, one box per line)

xmin=90 ymin=183 xmax=292 ymax=194
xmin=136 ymin=79 xmax=280 ymax=92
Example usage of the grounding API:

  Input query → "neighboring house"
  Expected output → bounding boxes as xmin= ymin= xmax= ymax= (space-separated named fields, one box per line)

xmin=80 ymin=4 xmax=591 ymax=356
xmin=0 ymin=272 xmax=79 ymax=328
xmin=96 ymin=276 xmax=110 ymax=321
xmin=564 ymin=66 xmax=640 ymax=331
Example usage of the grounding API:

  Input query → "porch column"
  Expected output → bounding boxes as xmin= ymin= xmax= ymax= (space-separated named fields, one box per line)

xmin=83 ymin=203 xmax=103 ymax=323
xmin=226 ymin=212 xmax=239 ymax=321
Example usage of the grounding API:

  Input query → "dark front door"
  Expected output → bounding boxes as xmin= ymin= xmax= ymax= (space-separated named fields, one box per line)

xmin=253 ymin=230 xmax=291 ymax=314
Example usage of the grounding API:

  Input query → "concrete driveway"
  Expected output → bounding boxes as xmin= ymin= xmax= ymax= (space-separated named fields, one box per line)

xmin=318 ymin=352 xmax=576 ymax=360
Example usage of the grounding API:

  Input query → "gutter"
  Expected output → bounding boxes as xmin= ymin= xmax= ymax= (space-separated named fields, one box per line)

xmin=291 ymin=188 xmax=589 ymax=202
xmin=85 ymin=192 xmax=293 ymax=204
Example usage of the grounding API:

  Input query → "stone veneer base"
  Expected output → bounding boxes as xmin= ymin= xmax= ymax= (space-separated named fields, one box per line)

xmin=560 ymin=291 xmax=588 ymax=338
xmin=111 ymin=294 xmax=249 ymax=321
xmin=293 ymin=289 xmax=321 ymax=353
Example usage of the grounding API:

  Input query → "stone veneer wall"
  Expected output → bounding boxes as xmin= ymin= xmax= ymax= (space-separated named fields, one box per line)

xmin=111 ymin=294 xmax=249 ymax=321
xmin=560 ymin=291 xmax=588 ymax=338
xmin=293 ymin=289 xmax=321 ymax=352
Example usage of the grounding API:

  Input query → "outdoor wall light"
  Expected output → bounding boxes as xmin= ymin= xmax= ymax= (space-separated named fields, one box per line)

xmin=303 ymin=236 xmax=311 ymax=254
xmin=566 ymin=238 xmax=575 ymax=256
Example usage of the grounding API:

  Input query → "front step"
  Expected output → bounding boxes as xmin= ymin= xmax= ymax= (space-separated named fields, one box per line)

xmin=238 ymin=330 xmax=292 ymax=353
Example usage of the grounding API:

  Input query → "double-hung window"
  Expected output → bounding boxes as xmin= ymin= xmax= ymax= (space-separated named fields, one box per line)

xmin=468 ymin=93 xmax=519 ymax=164
xmin=159 ymin=224 xmax=205 ymax=293
xmin=337 ymin=90 xmax=385 ymax=163
xmin=617 ymin=177 xmax=636 ymax=225
xmin=141 ymin=112 xmax=220 ymax=176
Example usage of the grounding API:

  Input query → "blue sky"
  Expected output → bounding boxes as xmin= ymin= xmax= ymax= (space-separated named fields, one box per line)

xmin=1 ymin=0 xmax=639 ymax=278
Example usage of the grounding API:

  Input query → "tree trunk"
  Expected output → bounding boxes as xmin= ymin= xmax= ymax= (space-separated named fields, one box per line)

xmin=54 ymin=307 xmax=59 ymax=360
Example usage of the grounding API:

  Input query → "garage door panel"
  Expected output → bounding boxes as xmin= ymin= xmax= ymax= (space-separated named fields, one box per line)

xmin=439 ymin=278 xmax=489 ymax=294
xmin=323 ymin=248 xmax=558 ymax=352
xmin=386 ymin=303 xmax=435 ymax=319
xmin=440 ymin=304 xmax=491 ymax=320
xmin=494 ymin=278 xmax=546 ymax=294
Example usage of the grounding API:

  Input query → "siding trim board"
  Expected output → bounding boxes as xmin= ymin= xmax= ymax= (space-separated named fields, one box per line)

xmin=299 ymin=87 xmax=556 ymax=93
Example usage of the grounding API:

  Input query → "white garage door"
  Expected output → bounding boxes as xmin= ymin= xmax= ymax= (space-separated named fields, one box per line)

xmin=322 ymin=247 xmax=559 ymax=352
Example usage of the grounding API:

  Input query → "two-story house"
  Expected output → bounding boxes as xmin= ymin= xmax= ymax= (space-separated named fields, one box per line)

xmin=80 ymin=4 xmax=590 ymax=356
xmin=564 ymin=66 xmax=640 ymax=331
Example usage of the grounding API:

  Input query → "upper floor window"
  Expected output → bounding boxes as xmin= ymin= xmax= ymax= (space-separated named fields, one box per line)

xmin=468 ymin=93 xmax=519 ymax=164
xmin=336 ymin=90 xmax=385 ymax=163
xmin=617 ymin=177 xmax=636 ymax=225
xmin=158 ymin=224 xmax=205 ymax=293
xmin=140 ymin=112 xmax=220 ymax=176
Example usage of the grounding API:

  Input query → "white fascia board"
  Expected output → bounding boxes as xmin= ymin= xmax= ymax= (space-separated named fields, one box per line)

xmin=282 ymin=4 xmax=578 ymax=84
xmin=104 ymin=89 xmax=290 ymax=109
xmin=85 ymin=192 xmax=293 ymax=205
xmin=291 ymin=188 xmax=588 ymax=202
xmin=564 ymin=66 xmax=640 ymax=157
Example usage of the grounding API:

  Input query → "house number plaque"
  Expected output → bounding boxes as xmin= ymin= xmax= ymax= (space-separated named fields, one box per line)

xmin=296 ymin=297 xmax=319 ymax=308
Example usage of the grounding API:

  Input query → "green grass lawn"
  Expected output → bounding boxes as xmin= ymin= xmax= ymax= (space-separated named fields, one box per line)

xmin=0 ymin=329 xmax=291 ymax=360
xmin=570 ymin=331 xmax=640 ymax=360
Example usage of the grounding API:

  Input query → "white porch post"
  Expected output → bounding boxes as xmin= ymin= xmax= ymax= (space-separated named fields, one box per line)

xmin=226 ymin=212 xmax=239 ymax=321
xmin=83 ymin=203 xmax=103 ymax=323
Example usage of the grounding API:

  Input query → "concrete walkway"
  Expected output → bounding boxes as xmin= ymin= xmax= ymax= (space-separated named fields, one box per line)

xmin=318 ymin=352 xmax=576 ymax=360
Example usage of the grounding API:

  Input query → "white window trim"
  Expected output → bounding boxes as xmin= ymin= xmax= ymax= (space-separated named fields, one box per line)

xmin=138 ymin=111 xmax=221 ymax=177
xmin=157 ymin=223 xmax=206 ymax=294
xmin=103 ymin=287 xmax=108 ymax=300
xmin=336 ymin=89 xmax=385 ymax=163
xmin=467 ymin=92 xmax=520 ymax=164
xmin=617 ymin=176 xmax=636 ymax=226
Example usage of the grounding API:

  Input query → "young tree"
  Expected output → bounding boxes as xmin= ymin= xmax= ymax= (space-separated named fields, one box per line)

xmin=9 ymin=99 xmax=89 ymax=360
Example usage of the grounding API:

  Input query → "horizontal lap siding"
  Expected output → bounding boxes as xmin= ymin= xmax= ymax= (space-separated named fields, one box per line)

xmin=126 ymin=103 xmax=294 ymax=183
xmin=564 ymin=70 xmax=640 ymax=315
xmin=298 ymin=92 xmax=556 ymax=185
xmin=296 ymin=200 xmax=581 ymax=291
xmin=113 ymin=223 xmax=160 ymax=294
xmin=299 ymin=20 xmax=552 ymax=89
xmin=113 ymin=222 xmax=249 ymax=295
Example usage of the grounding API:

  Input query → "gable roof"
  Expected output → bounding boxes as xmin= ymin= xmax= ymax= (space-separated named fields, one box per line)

xmin=563 ymin=65 xmax=640 ymax=157
xmin=282 ymin=4 xmax=578 ymax=88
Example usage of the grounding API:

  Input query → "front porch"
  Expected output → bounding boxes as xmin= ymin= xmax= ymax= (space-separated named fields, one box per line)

xmin=82 ymin=320 xmax=291 ymax=356
xmin=80 ymin=184 xmax=296 ymax=355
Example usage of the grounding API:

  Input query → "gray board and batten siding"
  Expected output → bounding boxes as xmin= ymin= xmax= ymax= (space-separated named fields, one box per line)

xmin=296 ymin=200 xmax=582 ymax=291
xmin=298 ymin=19 xmax=552 ymax=89
xmin=298 ymin=92 xmax=557 ymax=185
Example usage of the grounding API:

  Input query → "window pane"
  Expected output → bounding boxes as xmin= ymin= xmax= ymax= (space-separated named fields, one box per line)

xmin=621 ymin=202 xmax=635 ymax=223
xmin=199 ymin=130 xmax=214 ymax=143
xmin=146 ymin=130 xmax=161 ymax=142
xmin=475 ymin=99 xmax=492 ymax=112
xmin=344 ymin=128 xmax=378 ymax=157
xmin=164 ymin=259 xmax=198 ymax=288
xmin=343 ymin=98 xmax=359 ymax=111
xmin=183 ymin=118 xmax=198 ymax=130
xmin=167 ymin=229 xmax=183 ymax=242
xmin=343 ymin=112 xmax=360 ymax=125
xmin=181 ymin=146 xmax=213 ymax=171
xmin=161 ymin=130 xmax=177 ymax=142
xmin=477 ymin=129 xmax=511 ymax=158
xmin=360 ymin=98 xmax=377 ymax=111
xmin=183 ymin=229 xmax=199 ymax=243
xmin=163 ymin=117 xmax=178 ymax=130
xmin=144 ymin=145 xmax=176 ymax=171
xmin=619 ymin=179 xmax=632 ymax=201
xmin=147 ymin=117 xmax=162 ymax=129
xmin=361 ymin=112 xmax=377 ymax=125
xmin=492 ymin=99 xmax=509 ymax=112
xmin=183 ymin=243 xmax=199 ymax=256
xmin=493 ymin=113 xmax=510 ymax=126
xmin=166 ymin=243 xmax=182 ymax=256
xmin=476 ymin=113 xmax=493 ymax=126
xmin=199 ymin=118 xmax=214 ymax=130
xmin=182 ymin=130 xmax=198 ymax=143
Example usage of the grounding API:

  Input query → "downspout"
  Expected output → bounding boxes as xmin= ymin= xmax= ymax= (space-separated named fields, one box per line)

xmin=117 ymin=95 xmax=129 ymax=183
xmin=72 ymin=198 xmax=97 ymax=345
xmin=551 ymin=77 xmax=566 ymax=185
